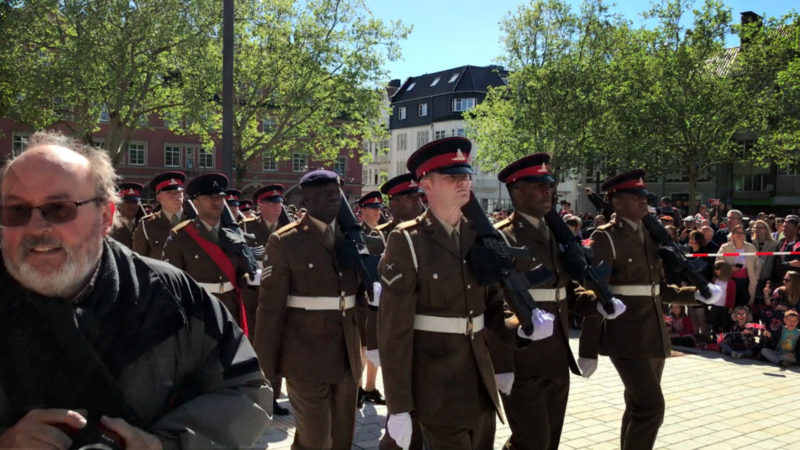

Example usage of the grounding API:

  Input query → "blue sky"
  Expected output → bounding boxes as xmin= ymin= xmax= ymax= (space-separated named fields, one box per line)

xmin=368 ymin=0 xmax=798 ymax=82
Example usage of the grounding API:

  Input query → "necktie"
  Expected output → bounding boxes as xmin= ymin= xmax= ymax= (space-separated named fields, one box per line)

xmin=170 ymin=214 xmax=179 ymax=226
xmin=326 ymin=225 xmax=335 ymax=249
xmin=451 ymin=229 xmax=460 ymax=252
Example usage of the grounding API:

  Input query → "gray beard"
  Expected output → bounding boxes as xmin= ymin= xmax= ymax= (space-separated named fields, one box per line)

xmin=2 ymin=225 xmax=104 ymax=299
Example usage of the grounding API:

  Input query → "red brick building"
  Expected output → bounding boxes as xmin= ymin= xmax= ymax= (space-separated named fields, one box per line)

xmin=0 ymin=117 xmax=364 ymax=205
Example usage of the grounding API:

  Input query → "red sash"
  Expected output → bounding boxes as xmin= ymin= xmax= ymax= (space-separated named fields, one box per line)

xmin=184 ymin=224 xmax=249 ymax=336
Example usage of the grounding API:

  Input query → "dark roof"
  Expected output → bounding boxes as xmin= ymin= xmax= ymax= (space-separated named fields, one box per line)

xmin=391 ymin=65 xmax=507 ymax=103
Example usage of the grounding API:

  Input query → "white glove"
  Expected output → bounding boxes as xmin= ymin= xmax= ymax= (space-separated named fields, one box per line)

xmin=495 ymin=372 xmax=514 ymax=395
xmin=597 ymin=297 xmax=627 ymax=320
xmin=247 ymin=268 xmax=262 ymax=286
xmin=578 ymin=357 xmax=598 ymax=378
xmin=369 ymin=281 xmax=382 ymax=307
xmin=694 ymin=283 xmax=724 ymax=306
xmin=366 ymin=349 xmax=381 ymax=367
xmin=387 ymin=412 xmax=413 ymax=450
xmin=517 ymin=308 xmax=555 ymax=341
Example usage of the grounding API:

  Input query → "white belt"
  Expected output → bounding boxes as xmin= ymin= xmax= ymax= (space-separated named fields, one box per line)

xmin=287 ymin=295 xmax=356 ymax=311
xmin=414 ymin=313 xmax=484 ymax=336
xmin=528 ymin=288 xmax=566 ymax=302
xmin=198 ymin=281 xmax=235 ymax=294
xmin=609 ymin=284 xmax=660 ymax=296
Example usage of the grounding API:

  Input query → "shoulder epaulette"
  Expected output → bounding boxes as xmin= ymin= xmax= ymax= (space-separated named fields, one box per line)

xmin=597 ymin=222 xmax=614 ymax=231
xmin=141 ymin=212 xmax=158 ymax=221
xmin=241 ymin=217 xmax=258 ymax=224
xmin=396 ymin=217 xmax=423 ymax=231
xmin=375 ymin=221 xmax=393 ymax=232
xmin=275 ymin=220 xmax=302 ymax=235
xmin=172 ymin=219 xmax=193 ymax=232
xmin=494 ymin=217 xmax=513 ymax=230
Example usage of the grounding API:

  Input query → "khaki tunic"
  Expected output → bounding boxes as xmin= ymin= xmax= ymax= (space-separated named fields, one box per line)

xmin=253 ymin=214 xmax=362 ymax=384
xmin=240 ymin=216 xmax=276 ymax=335
xmin=109 ymin=218 xmax=135 ymax=249
xmin=377 ymin=210 xmax=514 ymax=427
xmin=132 ymin=211 xmax=175 ymax=260
xmin=162 ymin=220 xmax=251 ymax=328
xmin=358 ymin=221 xmax=385 ymax=350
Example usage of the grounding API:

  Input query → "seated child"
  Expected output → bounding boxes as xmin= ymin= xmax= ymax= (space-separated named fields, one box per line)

xmin=720 ymin=306 xmax=760 ymax=359
xmin=666 ymin=304 xmax=696 ymax=347
xmin=760 ymin=309 xmax=800 ymax=367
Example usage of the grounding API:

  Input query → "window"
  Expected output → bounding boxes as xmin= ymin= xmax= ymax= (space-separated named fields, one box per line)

xmin=199 ymin=147 xmax=214 ymax=169
xmin=396 ymin=161 xmax=405 ymax=175
xmin=12 ymin=134 xmax=29 ymax=157
xmin=448 ymin=73 xmax=459 ymax=83
xmin=185 ymin=146 xmax=195 ymax=169
xmin=262 ymin=117 xmax=276 ymax=132
xmin=416 ymin=130 xmax=429 ymax=148
xmin=334 ymin=156 xmax=346 ymax=176
xmin=418 ymin=103 xmax=428 ymax=117
xmin=397 ymin=133 xmax=407 ymax=151
xmin=292 ymin=152 xmax=307 ymax=172
xmin=452 ymin=98 xmax=476 ymax=112
xmin=434 ymin=130 xmax=446 ymax=140
xmin=452 ymin=128 xmax=465 ymax=137
xmin=263 ymin=151 xmax=277 ymax=171
xmin=398 ymin=106 xmax=406 ymax=120
xmin=407 ymin=82 xmax=416 ymax=91
xmin=733 ymin=174 xmax=770 ymax=192
xmin=128 ymin=143 xmax=146 ymax=166
xmin=430 ymin=77 xmax=441 ymax=87
xmin=99 ymin=105 xmax=110 ymax=122
xmin=165 ymin=145 xmax=181 ymax=168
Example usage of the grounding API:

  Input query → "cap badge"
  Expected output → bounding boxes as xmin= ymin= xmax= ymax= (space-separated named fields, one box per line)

xmin=408 ymin=180 xmax=418 ymax=187
xmin=169 ymin=178 xmax=178 ymax=185
xmin=636 ymin=178 xmax=644 ymax=186
xmin=125 ymin=189 xmax=136 ymax=195
xmin=537 ymin=163 xmax=548 ymax=174
xmin=212 ymin=180 xmax=219 ymax=187
xmin=452 ymin=149 xmax=467 ymax=162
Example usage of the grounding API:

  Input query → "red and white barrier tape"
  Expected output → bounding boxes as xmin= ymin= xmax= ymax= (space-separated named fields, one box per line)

xmin=685 ymin=251 xmax=800 ymax=258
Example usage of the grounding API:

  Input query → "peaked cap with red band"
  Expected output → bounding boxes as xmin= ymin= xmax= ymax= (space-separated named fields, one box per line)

xmin=186 ymin=172 xmax=228 ymax=198
xmin=118 ymin=182 xmax=144 ymax=201
xmin=253 ymin=184 xmax=285 ymax=203
xmin=381 ymin=173 xmax=423 ymax=197
xmin=225 ymin=189 xmax=242 ymax=206
xmin=149 ymin=171 xmax=186 ymax=193
xmin=239 ymin=200 xmax=253 ymax=212
xmin=601 ymin=169 xmax=649 ymax=197
xmin=358 ymin=191 xmax=383 ymax=208
xmin=406 ymin=137 xmax=473 ymax=180
xmin=497 ymin=153 xmax=555 ymax=185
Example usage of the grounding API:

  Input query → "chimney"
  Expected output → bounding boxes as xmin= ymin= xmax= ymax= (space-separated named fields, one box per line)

xmin=740 ymin=11 xmax=763 ymax=49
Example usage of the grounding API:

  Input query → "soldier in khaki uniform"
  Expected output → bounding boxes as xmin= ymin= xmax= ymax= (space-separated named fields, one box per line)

xmin=355 ymin=191 xmax=387 ymax=408
xmin=378 ymin=137 xmax=524 ymax=449
xmin=587 ymin=169 xmax=719 ymax=450
xmin=241 ymin=183 xmax=290 ymax=416
xmin=376 ymin=173 xmax=425 ymax=450
xmin=132 ymin=171 xmax=185 ymax=259
xmin=492 ymin=154 xmax=625 ymax=450
xmin=109 ymin=181 xmax=143 ymax=249
xmin=163 ymin=172 xmax=256 ymax=334
xmin=226 ymin=188 xmax=243 ymax=221
xmin=253 ymin=170 xmax=362 ymax=449
xmin=239 ymin=199 xmax=255 ymax=220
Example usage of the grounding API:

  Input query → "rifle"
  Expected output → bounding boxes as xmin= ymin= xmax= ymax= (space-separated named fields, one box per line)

xmin=335 ymin=190 xmax=380 ymax=285
xmin=544 ymin=208 xmax=616 ymax=314
xmin=642 ymin=214 xmax=712 ymax=298
xmin=278 ymin=205 xmax=292 ymax=227
xmin=462 ymin=193 xmax=553 ymax=335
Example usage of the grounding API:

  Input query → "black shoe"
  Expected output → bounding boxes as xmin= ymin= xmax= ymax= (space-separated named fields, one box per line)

xmin=273 ymin=399 xmax=290 ymax=416
xmin=362 ymin=389 xmax=387 ymax=405
xmin=357 ymin=387 xmax=365 ymax=409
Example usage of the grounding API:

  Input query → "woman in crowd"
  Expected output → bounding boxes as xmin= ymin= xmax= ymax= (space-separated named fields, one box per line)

xmin=762 ymin=271 xmax=800 ymax=333
xmin=687 ymin=230 xmax=713 ymax=342
xmin=666 ymin=305 xmax=696 ymax=347
xmin=717 ymin=224 xmax=759 ymax=311
xmin=751 ymin=219 xmax=777 ymax=323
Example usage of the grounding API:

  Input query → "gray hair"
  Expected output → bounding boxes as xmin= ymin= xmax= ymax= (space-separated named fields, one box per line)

xmin=3 ymin=130 xmax=120 ymax=204
xmin=727 ymin=209 xmax=743 ymax=220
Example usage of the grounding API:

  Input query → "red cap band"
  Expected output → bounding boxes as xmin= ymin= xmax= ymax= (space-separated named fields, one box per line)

xmin=361 ymin=197 xmax=382 ymax=205
xmin=155 ymin=178 xmax=184 ymax=192
xmin=387 ymin=180 xmax=420 ymax=196
xmin=504 ymin=164 xmax=551 ymax=184
xmin=607 ymin=178 xmax=646 ymax=194
xmin=415 ymin=152 xmax=469 ymax=178
xmin=121 ymin=188 xmax=142 ymax=197
xmin=257 ymin=190 xmax=282 ymax=203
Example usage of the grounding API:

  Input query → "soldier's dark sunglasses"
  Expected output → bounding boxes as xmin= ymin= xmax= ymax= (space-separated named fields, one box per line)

xmin=0 ymin=197 xmax=103 ymax=227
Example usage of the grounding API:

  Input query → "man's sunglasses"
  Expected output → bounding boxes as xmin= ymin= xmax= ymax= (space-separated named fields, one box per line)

xmin=0 ymin=197 xmax=103 ymax=227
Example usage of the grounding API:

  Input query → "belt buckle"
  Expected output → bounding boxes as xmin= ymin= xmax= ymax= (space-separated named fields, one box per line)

xmin=651 ymin=285 xmax=656 ymax=296
xmin=466 ymin=316 xmax=474 ymax=339
xmin=219 ymin=281 xmax=224 ymax=293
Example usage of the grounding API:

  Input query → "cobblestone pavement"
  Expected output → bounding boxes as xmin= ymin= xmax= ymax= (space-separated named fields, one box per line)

xmin=256 ymin=331 xmax=799 ymax=449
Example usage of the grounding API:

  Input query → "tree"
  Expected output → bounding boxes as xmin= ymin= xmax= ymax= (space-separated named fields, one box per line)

xmin=172 ymin=0 xmax=409 ymax=185
xmin=734 ymin=11 xmax=800 ymax=168
xmin=0 ymin=0 xmax=219 ymax=164
xmin=464 ymin=0 xmax=625 ymax=181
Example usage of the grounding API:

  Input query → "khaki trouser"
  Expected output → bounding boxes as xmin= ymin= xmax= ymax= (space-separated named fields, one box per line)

xmin=286 ymin=376 xmax=358 ymax=450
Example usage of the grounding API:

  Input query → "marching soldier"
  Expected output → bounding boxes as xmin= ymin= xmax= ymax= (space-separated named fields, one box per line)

xmin=163 ymin=172 xmax=257 ymax=334
xmin=378 ymin=137 xmax=520 ymax=449
xmin=253 ymin=170 xmax=362 ymax=449
xmin=239 ymin=199 xmax=255 ymax=220
xmin=226 ymin=188 xmax=243 ymax=220
xmin=356 ymin=191 xmax=387 ymax=407
xmin=132 ymin=171 xmax=185 ymax=259
xmin=376 ymin=173 xmax=425 ymax=450
xmin=492 ymin=154 xmax=624 ymax=450
xmin=109 ymin=181 xmax=144 ymax=249
xmin=241 ymin=183 xmax=291 ymax=416
xmin=586 ymin=169 xmax=718 ymax=450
